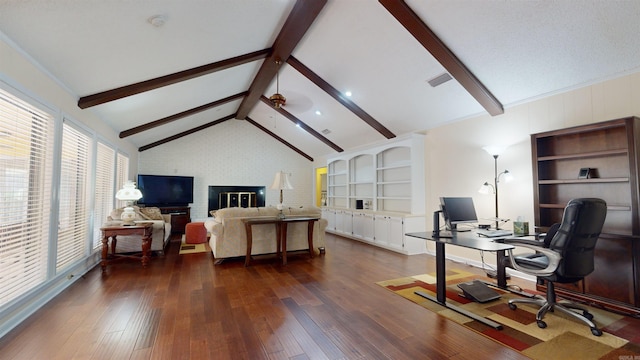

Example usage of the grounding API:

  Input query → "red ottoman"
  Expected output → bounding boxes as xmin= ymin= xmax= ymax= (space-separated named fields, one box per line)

xmin=185 ymin=222 xmax=207 ymax=244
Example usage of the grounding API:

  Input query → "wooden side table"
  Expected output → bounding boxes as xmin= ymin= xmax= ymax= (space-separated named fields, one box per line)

xmin=242 ymin=216 xmax=319 ymax=266
xmin=100 ymin=223 xmax=153 ymax=270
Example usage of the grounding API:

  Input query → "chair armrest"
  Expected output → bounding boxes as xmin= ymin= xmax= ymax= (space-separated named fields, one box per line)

xmin=505 ymin=242 xmax=562 ymax=277
xmin=503 ymin=236 xmax=543 ymax=247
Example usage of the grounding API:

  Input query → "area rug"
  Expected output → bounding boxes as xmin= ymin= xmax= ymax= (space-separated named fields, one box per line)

xmin=377 ymin=269 xmax=640 ymax=360
xmin=178 ymin=235 xmax=208 ymax=255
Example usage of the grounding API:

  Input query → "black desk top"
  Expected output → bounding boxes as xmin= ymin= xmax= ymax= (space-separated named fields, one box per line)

xmin=405 ymin=231 xmax=515 ymax=252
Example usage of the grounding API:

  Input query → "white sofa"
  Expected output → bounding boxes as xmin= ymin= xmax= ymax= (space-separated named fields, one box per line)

xmin=105 ymin=206 xmax=172 ymax=254
xmin=204 ymin=206 xmax=327 ymax=263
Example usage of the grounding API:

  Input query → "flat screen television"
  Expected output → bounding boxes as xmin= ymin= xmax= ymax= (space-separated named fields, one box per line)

xmin=440 ymin=197 xmax=478 ymax=230
xmin=137 ymin=174 xmax=194 ymax=207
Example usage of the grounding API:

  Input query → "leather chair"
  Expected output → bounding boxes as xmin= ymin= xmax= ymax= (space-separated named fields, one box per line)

xmin=504 ymin=198 xmax=607 ymax=336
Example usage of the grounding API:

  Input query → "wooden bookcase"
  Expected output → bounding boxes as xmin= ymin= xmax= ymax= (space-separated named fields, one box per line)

xmin=531 ymin=117 xmax=640 ymax=315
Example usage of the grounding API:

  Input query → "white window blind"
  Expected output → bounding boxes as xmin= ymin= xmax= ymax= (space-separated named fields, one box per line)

xmin=115 ymin=152 xmax=129 ymax=209
xmin=0 ymin=88 xmax=54 ymax=307
xmin=56 ymin=121 xmax=91 ymax=272
xmin=93 ymin=142 xmax=115 ymax=250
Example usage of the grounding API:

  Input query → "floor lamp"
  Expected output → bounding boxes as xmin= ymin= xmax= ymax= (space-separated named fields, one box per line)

xmin=479 ymin=146 xmax=511 ymax=230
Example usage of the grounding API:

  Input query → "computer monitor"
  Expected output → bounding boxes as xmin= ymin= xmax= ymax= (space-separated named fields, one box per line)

xmin=440 ymin=197 xmax=478 ymax=230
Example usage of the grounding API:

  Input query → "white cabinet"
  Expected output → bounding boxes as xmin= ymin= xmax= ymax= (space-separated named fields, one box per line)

xmin=352 ymin=212 xmax=375 ymax=242
xmin=374 ymin=215 xmax=404 ymax=252
xmin=322 ymin=207 xmax=336 ymax=231
xmin=334 ymin=209 xmax=352 ymax=236
xmin=325 ymin=209 xmax=426 ymax=255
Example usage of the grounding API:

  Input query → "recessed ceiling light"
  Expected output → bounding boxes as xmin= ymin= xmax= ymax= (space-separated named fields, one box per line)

xmin=321 ymin=129 xmax=331 ymax=135
xmin=345 ymin=91 xmax=352 ymax=97
xmin=315 ymin=110 xmax=322 ymax=116
xmin=148 ymin=15 xmax=167 ymax=27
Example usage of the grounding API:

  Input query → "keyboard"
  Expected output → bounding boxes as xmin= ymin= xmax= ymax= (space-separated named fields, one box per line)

xmin=476 ymin=229 xmax=512 ymax=238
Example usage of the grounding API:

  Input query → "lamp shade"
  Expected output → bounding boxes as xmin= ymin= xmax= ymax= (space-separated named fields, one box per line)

xmin=482 ymin=145 xmax=508 ymax=156
xmin=270 ymin=171 xmax=293 ymax=190
xmin=115 ymin=180 xmax=143 ymax=201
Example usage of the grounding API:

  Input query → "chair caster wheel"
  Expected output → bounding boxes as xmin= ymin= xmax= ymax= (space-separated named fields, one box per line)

xmin=583 ymin=311 xmax=594 ymax=320
xmin=508 ymin=303 xmax=517 ymax=310
xmin=537 ymin=320 xmax=547 ymax=329
xmin=591 ymin=328 xmax=602 ymax=336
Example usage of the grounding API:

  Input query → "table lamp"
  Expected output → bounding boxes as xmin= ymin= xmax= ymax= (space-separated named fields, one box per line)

xmin=270 ymin=171 xmax=293 ymax=218
xmin=115 ymin=180 xmax=143 ymax=225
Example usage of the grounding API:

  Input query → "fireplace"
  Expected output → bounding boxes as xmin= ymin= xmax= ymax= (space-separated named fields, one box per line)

xmin=208 ymin=186 xmax=266 ymax=212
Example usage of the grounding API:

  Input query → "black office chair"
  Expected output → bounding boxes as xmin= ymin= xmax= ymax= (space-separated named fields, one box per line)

xmin=504 ymin=198 xmax=607 ymax=336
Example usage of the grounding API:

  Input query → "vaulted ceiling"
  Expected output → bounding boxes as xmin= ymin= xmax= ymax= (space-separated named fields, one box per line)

xmin=2 ymin=0 xmax=640 ymax=161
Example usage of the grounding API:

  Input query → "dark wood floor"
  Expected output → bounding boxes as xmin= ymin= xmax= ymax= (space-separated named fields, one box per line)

xmin=0 ymin=233 xmax=532 ymax=359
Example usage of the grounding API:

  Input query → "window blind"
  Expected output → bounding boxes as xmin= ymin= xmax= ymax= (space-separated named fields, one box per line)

xmin=93 ymin=142 xmax=115 ymax=250
xmin=0 ymin=88 xmax=54 ymax=307
xmin=56 ymin=121 xmax=91 ymax=272
xmin=115 ymin=152 xmax=129 ymax=209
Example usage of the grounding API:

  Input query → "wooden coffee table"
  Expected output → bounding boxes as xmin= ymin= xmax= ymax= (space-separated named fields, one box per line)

xmin=100 ymin=222 xmax=153 ymax=270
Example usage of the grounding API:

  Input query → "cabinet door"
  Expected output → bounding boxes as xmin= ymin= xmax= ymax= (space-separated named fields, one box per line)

xmin=334 ymin=210 xmax=344 ymax=233
xmin=361 ymin=213 xmax=375 ymax=242
xmin=387 ymin=216 xmax=404 ymax=251
xmin=322 ymin=208 xmax=335 ymax=231
xmin=352 ymin=212 xmax=365 ymax=239
xmin=374 ymin=215 xmax=389 ymax=245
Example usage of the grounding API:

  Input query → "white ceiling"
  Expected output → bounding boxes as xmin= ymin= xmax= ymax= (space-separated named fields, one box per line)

xmin=2 ymin=0 xmax=640 ymax=160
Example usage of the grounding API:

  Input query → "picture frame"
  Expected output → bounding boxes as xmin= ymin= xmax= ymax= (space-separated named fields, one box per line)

xmin=578 ymin=167 xmax=592 ymax=179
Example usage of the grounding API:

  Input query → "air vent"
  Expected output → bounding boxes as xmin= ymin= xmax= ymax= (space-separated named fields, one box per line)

xmin=427 ymin=73 xmax=452 ymax=87
xmin=322 ymin=129 xmax=331 ymax=135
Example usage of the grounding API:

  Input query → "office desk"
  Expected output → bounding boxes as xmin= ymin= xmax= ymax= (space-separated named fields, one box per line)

xmin=405 ymin=231 xmax=514 ymax=329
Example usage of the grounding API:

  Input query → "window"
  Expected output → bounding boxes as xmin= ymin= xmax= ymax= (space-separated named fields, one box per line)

xmin=0 ymin=88 xmax=54 ymax=307
xmin=56 ymin=121 xmax=91 ymax=273
xmin=115 ymin=152 xmax=129 ymax=209
xmin=93 ymin=142 xmax=115 ymax=250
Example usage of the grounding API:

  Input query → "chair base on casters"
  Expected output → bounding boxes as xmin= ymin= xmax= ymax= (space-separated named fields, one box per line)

xmin=508 ymin=282 xmax=603 ymax=336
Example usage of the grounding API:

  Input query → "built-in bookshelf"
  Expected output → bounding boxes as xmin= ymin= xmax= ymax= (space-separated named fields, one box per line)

xmin=531 ymin=117 xmax=640 ymax=315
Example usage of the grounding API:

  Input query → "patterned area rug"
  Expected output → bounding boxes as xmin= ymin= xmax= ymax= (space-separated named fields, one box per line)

xmin=377 ymin=269 xmax=640 ymax=360
xmin=179 ymin=235 xmax=208 ymax=255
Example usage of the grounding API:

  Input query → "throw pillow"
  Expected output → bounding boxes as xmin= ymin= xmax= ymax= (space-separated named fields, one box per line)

xmin=139 ymin=207 xmax=164 ymax=220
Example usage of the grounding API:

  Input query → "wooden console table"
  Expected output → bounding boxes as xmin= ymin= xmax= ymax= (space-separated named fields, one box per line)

xmin=100 ymin=223 xmax=153 ymax=270
xmin=242 ymin=217 xmax=319 ymax=266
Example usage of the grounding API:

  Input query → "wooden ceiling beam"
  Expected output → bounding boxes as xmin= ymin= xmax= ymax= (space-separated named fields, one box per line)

xmin=260 ymin=96 xmax=343 ymax=152
xmin=379 ymin=0 xmax=504 ymax=116
xmin=120 ymin=92 xmax=247 ymax=138
xmin=78 ymin=49 xmax=268 ymax=109
xmin=138 ymin=114 xmax=235 ymax=152
xmin=287 ymin=56 xmax=396 ymax=139
xmin=236 ymin=0 xmax=327 ymax=119
xmin=246 ymin=117 xmax=313 ymax=161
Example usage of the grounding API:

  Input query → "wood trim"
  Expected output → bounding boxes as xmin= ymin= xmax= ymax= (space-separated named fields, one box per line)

xmin=246 ymin=117 xmax=313 ymax=161
xmin=260 ymin=96 xmax=343 ymax=153
xmin=379 ymin=0 xmax=504 ymax=116
xmin=120 ymin=92 xmax=247 ymax=138
xmin=236 ymin=0 xmax=327 ymax=119
xmin=78 ymin=49 xmax=269 ymax=109
xmin=138 ymin=114 xmax=236 ymax=152
xmin=287 ymin=56 xmax=395 ymax=139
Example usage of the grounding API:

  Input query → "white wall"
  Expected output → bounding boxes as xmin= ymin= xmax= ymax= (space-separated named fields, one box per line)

xmin=1 ymin=34 xmax=138 ymax=171
xmin=425 ymin=71 xmax=640 ymax=264
xmin=138 ymin=119 xmax=315 ymax=219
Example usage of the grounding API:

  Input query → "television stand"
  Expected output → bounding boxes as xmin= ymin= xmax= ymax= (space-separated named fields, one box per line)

xmin=158 ymin=206 xmax=190 ymax=234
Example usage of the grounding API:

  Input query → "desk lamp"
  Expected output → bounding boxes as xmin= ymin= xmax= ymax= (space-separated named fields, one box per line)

xmin=479 ymin=146 xmax=513 ymax=229
xmin=270 ymin=171 xmax=293 ymax=219
xmin=116 ymin=180 xmax=143 ymax=226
